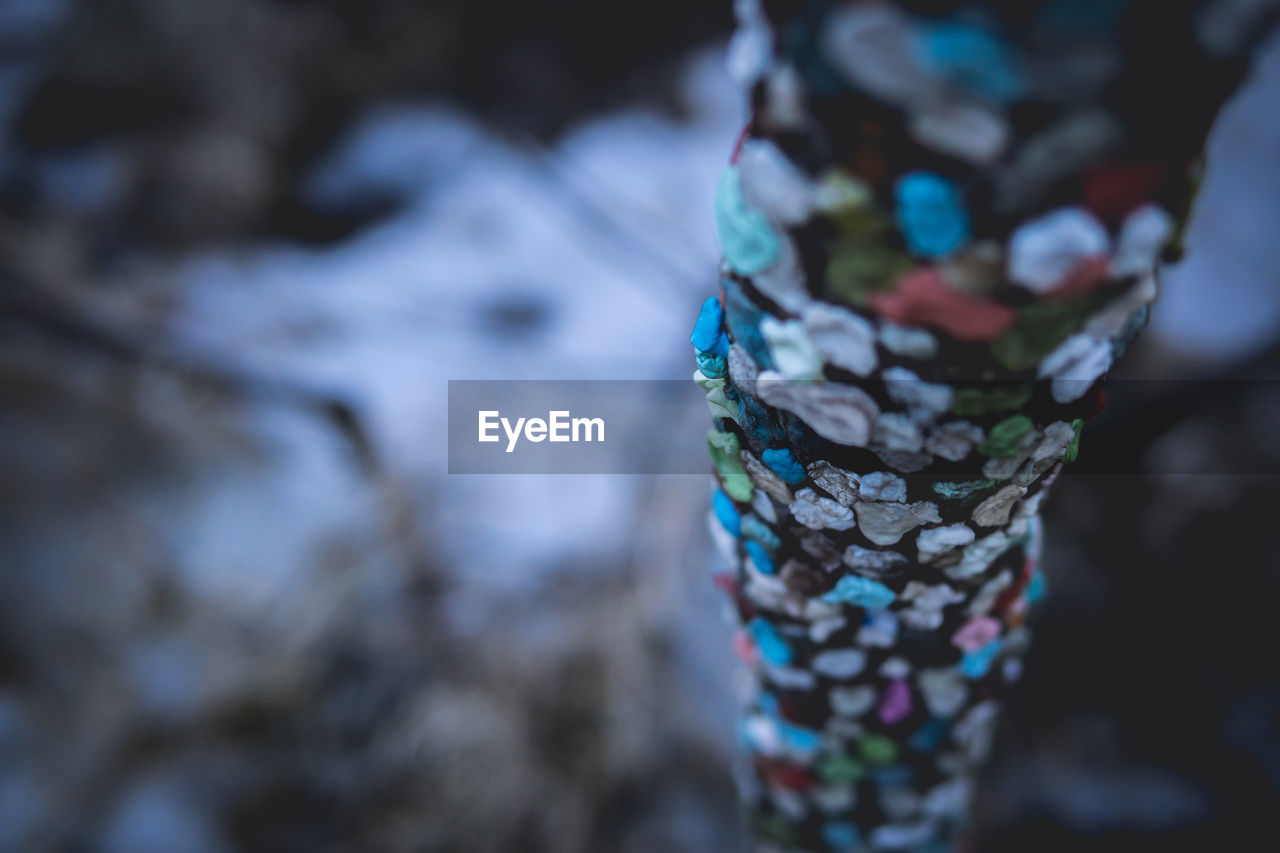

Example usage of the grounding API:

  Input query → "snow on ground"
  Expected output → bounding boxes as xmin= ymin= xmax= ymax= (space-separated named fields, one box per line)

xmin=160 ymin=47 xmax=741 ymax=602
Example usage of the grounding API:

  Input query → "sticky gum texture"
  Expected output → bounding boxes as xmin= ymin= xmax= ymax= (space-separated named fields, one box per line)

xmin=698 ymin=1 xmax=1272 ymax=850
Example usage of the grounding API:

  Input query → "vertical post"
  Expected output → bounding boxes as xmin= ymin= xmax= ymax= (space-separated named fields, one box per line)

xmin=694 ymin=1 xmax=1275 ymax=849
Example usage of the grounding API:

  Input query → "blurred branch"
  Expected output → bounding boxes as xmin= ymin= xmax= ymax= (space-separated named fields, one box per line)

xmin=0 ymin=280 xmax=379 ymax=476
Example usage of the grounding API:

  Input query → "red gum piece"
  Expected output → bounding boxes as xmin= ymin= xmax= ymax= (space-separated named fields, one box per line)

xmin=993 ymin=568 xmax=1031 ymax=614
xmin=770 ymin=762 xmax=818 ymax=791
xmin=870 ymin=267 xmax=1016 ymax=341
xmin=1083 ymin=162 xmax=1168 ymax=219
xmin=730 ymin=123 xmax=751 ymax=164
xmin=778 ymin=694 xmax=804 ymax=722
xmin=1089 ymin=385 xmax=1107 ymax=418
xmin=1043 ymin=255 xmax=1112 ymax=300
xmin=733 ymin=631 xmax=758 ymax=666
xmin=1042 ymin=462 xmax=1064 ymax=489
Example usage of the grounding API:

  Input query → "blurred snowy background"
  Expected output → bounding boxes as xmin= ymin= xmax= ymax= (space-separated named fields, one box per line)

xmin=1 ymin=2 xmax=1279 ymax=851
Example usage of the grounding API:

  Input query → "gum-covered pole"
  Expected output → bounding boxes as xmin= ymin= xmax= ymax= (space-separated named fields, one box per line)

xmin=691 ymin=2 xmax=1275 ymax=850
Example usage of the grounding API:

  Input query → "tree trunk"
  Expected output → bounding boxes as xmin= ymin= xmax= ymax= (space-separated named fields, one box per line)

xmin=693 ymin=1 xmax=1277 ymax=849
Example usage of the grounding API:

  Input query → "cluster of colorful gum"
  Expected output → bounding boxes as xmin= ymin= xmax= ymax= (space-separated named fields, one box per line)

xmin=698 ymin=280 xmax=1060 ymax=851
xmin=699 ymin=1 xmax=1272 ymax=850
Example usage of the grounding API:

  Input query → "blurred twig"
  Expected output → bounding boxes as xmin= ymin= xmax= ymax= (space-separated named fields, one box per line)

xmin=0 ymin=279 xmax=379 ymax=474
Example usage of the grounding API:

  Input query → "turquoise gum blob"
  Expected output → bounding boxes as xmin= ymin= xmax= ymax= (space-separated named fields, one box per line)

xmin=712 ymin=489 xmax=741 ymax=537
xmin=915 ymin=23 xmax=1026 ymax=103
xmin=745 ymin=540 xmax=776 ymax=575
xmin=696 ymin=351 xmax=727 ymax=378
xmin=762 ymin=447 xmax=807 ymax=484
xmin=895 ymin=171 xmax=971 ymax=258
xmin=778 ymin=720 xmax=822 ymax=753
xmin=748 ymin=617 xmax=793 ymax=666
xmin=742 ymin=514 xmax=781 ymax=550
xmin=960 ymin=639 xmax=1003 ymax=679
xmin=822 ymin=575 xmax=897 ymax=611
xmin=723 ymin=277 xmax=775 ymax=369
xmin=821 ymin=821 xmax=864 ymax=851
xmin=691 ymin=296 xmax=727 ymax=355
xmin=715 ymin=166 xmax=781 ymax=276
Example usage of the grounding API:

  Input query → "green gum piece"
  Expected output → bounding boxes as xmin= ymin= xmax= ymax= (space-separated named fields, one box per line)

xmin=694 ymin=372 xmax=721 ymax=394
xmin=707 ymin=389 xmax=740 ymax=423
xmin=978 ymin=414 xmax=1035 ymax=458
xmin=859 ymin=733 xmax=899 ymax=765
xmin=752 ymin=814 xmax=801 ymax=846
xmin=819 ymin=169 xmax=873 ymax=212
xmin=933 ymin=478 xmax=999 ymax=502
xmin=707 ymin=428 xmax=740 ymax=456
xmin=990 ymin=295 xmax=1097 ymax=371
xmin=698 ymin=375 xmax=740 ymax=423
xmin=829 ymin=199 xmax=889 ymax=240
xmin=818 ymin=754 xmax=866 ymax=784
xmin=1064 ymin=417 xmax=1085 ymax=463
xmin=707 ymin=430 xmax=753 ymax=502
xmin=825 ymin=237 xmax=911 ymax=307
xmin=951 ymin=383 xmax=1032 ymax=417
